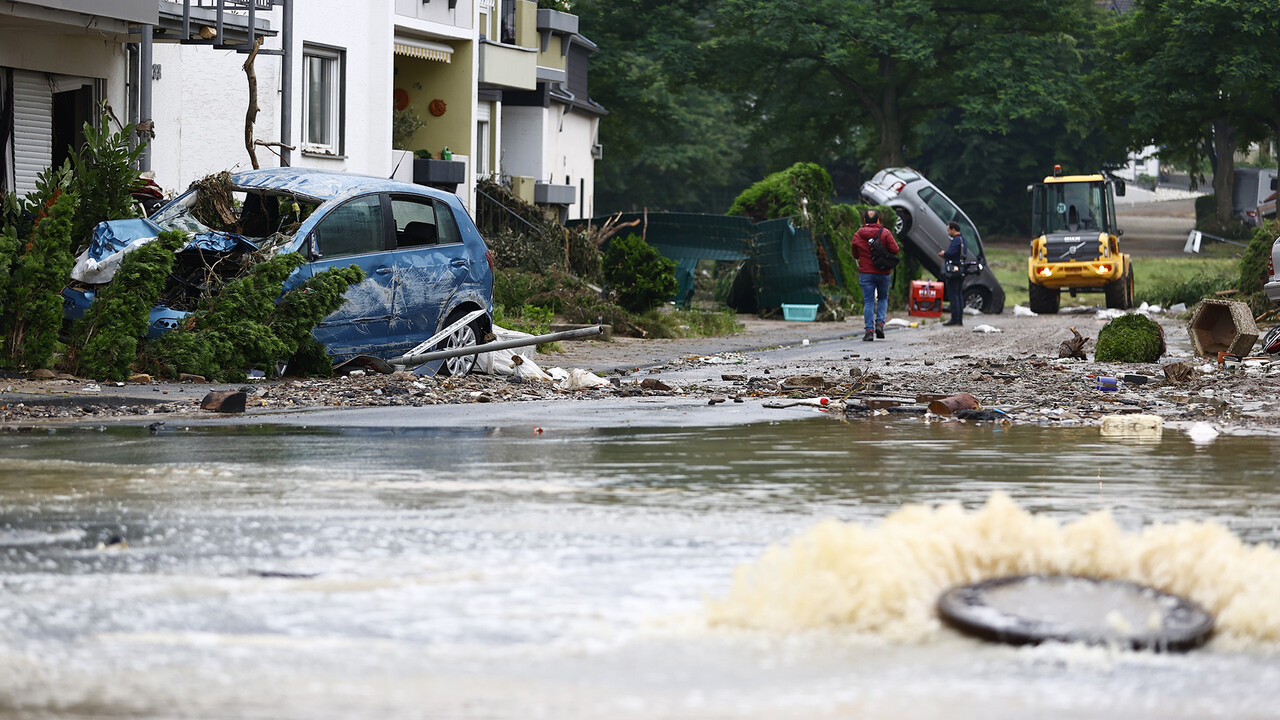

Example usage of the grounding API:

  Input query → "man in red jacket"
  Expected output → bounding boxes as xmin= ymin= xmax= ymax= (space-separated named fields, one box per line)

xmin=850 ymin=209 xmax=901 ymax=341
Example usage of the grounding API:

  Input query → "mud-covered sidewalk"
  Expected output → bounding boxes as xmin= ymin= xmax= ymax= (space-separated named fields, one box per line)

xmin=1 ymin=307 xmax=1277 ymax=433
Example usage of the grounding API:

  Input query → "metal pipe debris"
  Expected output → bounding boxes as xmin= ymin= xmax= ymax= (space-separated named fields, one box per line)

xmin=392 ymin=325 xmax=604 ymax=367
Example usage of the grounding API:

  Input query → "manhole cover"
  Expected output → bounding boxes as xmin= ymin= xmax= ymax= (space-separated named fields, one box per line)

xmin=937 ymin=575 xmax=1213 ymax=652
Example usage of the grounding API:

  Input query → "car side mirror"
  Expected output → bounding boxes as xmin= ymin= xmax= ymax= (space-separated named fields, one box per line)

xmin=1114 ymin=179 xmax=1126 ymax=197
xmin=306 ymin=233 xmax=320 ymax=260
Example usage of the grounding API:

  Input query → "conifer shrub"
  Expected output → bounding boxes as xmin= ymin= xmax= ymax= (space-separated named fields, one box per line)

xmin=2 ymin=189 xmax=78 ymax=370
xmin=1094 ymin=313 xmax=1165 ymax=363
xmin=603 ymin=234 xmax=677 ymax=313
xmin=141 ymin=252 xmax=362 ymax=381
xmin=66 ymin=231 xmax=187 ymax=381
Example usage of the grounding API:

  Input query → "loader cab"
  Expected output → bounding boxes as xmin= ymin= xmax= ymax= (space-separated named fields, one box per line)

xmin=1030 ymin=175 xmax=1121 ymax=240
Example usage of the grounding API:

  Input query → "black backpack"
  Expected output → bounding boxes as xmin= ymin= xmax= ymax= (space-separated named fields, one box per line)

xmin=868 ymin=228 xmax=900 ymax=271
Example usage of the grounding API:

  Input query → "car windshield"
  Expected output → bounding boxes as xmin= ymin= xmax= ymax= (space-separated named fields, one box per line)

xmin=918 ymin=187 xmax=982 ymax=256
xmin=1039 ymin=181 xmax=1107 ymax=234
xmin=151 ymin=188 xmax=318 ymax=240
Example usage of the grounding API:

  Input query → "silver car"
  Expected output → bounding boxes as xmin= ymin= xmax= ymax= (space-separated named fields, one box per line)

xmin=859 ymin=167 xmax=1006 ymax=314
xmin=1264 ymin=234 xmax=1280 ymax=307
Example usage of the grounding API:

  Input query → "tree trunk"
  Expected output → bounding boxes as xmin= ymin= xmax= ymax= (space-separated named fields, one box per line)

xmin=1211 ymin=117 xmax=1236 ymax=226
xmin=242 ymin=37 xmax=264 ymax=170
xmin=877 ymin=55 xmax=904 ymax=168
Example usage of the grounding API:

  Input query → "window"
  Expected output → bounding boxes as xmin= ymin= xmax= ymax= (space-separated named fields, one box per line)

xmin=313 ymin=195 xmax=384 ymax=257
xmin=478 ymin=0 xmax=494 ymax=39
xmin=475 ymin=120 xmax=490 ymax=179
xmin=303 ymin=45 xmax=345 ymax=155
xmin=391 ymin=196 xmax=461 ymax=248
xmin=919 ymin=187 xmax=981 ymax=255
xmin=500 ymin=0 xmax=515 ymax=44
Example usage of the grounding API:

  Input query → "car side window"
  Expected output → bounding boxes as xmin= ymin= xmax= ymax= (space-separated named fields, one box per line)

xmin=391 ymin=197 xmax=462 ymax=248
xmin=920 ymin=187 xmax=981 ymax=254
xmin=313 ymin=195 xmax=384 ymax=258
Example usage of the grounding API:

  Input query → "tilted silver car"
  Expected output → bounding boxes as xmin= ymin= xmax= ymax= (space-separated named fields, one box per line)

xmin=859 ymin=167 xmax=1006 ymax=314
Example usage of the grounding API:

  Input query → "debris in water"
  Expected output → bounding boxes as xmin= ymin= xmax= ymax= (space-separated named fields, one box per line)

xmin=936 ymin=574 xmax=1213 ymax=651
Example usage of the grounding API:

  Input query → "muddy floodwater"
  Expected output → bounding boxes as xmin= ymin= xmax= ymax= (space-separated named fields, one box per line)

xmin=2 ymin=416 xmax=1280 ymax=718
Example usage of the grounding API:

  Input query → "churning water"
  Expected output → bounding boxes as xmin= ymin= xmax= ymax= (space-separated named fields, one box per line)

xmin=1 ymin=417 xmax=1279 ymax=718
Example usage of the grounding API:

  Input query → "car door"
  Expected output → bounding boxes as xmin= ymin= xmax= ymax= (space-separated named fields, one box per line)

xmin=300 ymin=193 xmax=400 ymax=357
xmin=387 ymin=193 xmax=475 ymax=340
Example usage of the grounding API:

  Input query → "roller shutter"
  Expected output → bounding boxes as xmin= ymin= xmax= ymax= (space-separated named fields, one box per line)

xmin=12 ymin=70 xmax=52 ymax=198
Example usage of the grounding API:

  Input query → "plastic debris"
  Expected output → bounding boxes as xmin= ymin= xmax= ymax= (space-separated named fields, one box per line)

xmin=1013 ymin=305 xmax=1037 ymax=317
xmin=475 ymin=325 xmax=538 ymax=376
xmin=885 ymin=318 xmax=911 ymax=327
xmin=1101 ymin=414 xmax=1162 ymax=439
xmin=1186 ymin=422 xmax=1220 ymax=445
xmin=560 ymin=368 xmax=610 ymax=390
xmin=972 ymin=324 xmax=1001 ymax=333
xmin=928 ymin=393 xmax=980 ymax=416
xmin=511 ymin=354 xmax=553 ymax=382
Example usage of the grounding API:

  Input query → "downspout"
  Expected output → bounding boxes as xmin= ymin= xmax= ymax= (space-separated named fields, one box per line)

xmin=139 ymin=24 xmax=153 ymax=172
xmin=280 ymin=0 xmax=293 ymax=166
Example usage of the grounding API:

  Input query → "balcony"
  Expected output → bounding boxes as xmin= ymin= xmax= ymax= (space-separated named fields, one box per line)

xmin=478 ymin=40 xmax=536 ymax=90
xmin=535 ymin=182 xmax=575 ymax=206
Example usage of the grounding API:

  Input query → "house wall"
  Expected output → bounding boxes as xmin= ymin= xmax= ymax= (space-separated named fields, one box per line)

xmin=150 ymin=43 xmax=281 ymax=194
xmin=546 ymin=109 xmax=597 ymax=219
xmin=289 ymin=0 xmax=393 ymax=176
xmin=0 ymin=21 xmax=129 ymax=197
xmin=500 ymin=104 xmax=544 ymax=179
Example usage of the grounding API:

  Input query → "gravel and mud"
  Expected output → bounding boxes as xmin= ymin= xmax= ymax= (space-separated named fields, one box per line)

xmin=2 ymin=306 xmax=1277 ymax=436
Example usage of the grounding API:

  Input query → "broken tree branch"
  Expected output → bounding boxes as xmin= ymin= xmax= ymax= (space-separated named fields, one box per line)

xmin=242 ymin=35 xmax=264 ymax=170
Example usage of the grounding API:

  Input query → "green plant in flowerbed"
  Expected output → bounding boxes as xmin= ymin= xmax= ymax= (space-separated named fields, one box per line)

xmin=1094 ymin=313 xmax=1166 ymax=363
xmin=139 ymin=252 xmax=363 ymax=382
xmin=70 ymin=105 xmax=144 ymax=248
xmin=63 ymin=231 xmax=188 ymax=381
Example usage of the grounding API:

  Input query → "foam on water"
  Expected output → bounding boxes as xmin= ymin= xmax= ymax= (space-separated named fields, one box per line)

xmin=706 ymin=492 xmax=1280 ymax=649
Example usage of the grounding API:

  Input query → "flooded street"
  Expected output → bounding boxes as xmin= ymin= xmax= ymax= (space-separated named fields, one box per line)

xmin=3 ymin=415 xmax=1280 ymax=718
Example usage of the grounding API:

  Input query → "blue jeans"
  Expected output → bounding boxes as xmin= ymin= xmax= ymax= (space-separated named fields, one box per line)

xmin=859 ymin=272 xmax=891 ymax=332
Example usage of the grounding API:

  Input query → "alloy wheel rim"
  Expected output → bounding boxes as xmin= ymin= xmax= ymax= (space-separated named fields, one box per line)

xmin=443 ymin=323 xmax=478 ymax=376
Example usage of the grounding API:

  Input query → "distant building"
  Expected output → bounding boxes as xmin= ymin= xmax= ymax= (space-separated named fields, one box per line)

xmin=0 ymin=0 xmax=605 ymax=218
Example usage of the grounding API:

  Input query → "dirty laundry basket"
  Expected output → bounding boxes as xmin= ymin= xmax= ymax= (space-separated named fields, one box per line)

xmin=909 ymin=280 xmax=944 ymax=317
xmin=782 ymin=303 xmax=819 ymax=322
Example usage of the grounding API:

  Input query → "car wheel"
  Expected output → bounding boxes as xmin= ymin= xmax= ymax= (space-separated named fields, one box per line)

xmin=438 ymin=310 xmax=481 ymax=377
xmin=895 ymin=209 xmax=912 ymax=234
xmin=963 ymin=286 xmax=990 ymax=313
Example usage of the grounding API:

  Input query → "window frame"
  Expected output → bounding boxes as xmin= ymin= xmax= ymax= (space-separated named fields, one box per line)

xmin=302 ymin=43 xmax=346 ymax=157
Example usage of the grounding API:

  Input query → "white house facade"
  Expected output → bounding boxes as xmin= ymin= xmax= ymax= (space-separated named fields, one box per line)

xmin=1 ymin=0 xmax=604 ymax=221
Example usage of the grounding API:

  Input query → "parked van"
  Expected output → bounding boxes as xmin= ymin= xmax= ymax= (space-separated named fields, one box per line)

xmin=1235 ymin=168 xmax=1278 ymax=225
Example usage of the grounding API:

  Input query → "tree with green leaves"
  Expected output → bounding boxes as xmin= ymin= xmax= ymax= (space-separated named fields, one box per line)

xmin=1105 ymin=0 xmax=1280 ymax=227
xmin=704 ymin=0 xmax=1095 ymax=170
xmin=574 ymin=0 xmax=758 ymax=213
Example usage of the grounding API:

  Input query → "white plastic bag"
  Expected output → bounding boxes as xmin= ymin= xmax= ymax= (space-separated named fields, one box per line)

xmin=474 ymin=325 xmax=538 ymax=376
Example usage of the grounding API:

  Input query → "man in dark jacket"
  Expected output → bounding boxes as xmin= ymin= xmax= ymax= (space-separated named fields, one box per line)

xmin=850 ymin=210 xmax=900 ymax=341
xmin=938 ymin=221 xmax=967 ymax=326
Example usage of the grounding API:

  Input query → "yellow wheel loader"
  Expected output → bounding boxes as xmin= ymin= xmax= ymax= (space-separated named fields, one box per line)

xmin=1027 ymin=166 xmax=1132 ymax=314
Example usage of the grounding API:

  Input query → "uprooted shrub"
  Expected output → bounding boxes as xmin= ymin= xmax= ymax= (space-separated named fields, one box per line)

xmin=2 ymin=189 xmax=78 ymax=370
xmin=1094 ymin=313 xmax=1165 ymax=363
xmin=603 ymin=234 xmax=677 ymax=313
xmin=64 ymin=231 xmax=187 ymax=381
xmin=140 ymin=252 xmax=363 ymax=381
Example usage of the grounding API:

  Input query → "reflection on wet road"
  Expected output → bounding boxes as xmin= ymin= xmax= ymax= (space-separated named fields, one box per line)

xmin=1 ymin=419 xmax=1279 ymax=718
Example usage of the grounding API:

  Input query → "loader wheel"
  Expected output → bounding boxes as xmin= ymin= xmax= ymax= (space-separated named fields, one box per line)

xmin=1104 ymin=268 xmax=1132 ymax=310
xmin=1028 ymin=281 xmax=1060 ymax=314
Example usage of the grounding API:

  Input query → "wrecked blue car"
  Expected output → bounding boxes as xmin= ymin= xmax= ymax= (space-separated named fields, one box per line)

xmin=63 ymin=168 xmax=495 ymax=375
